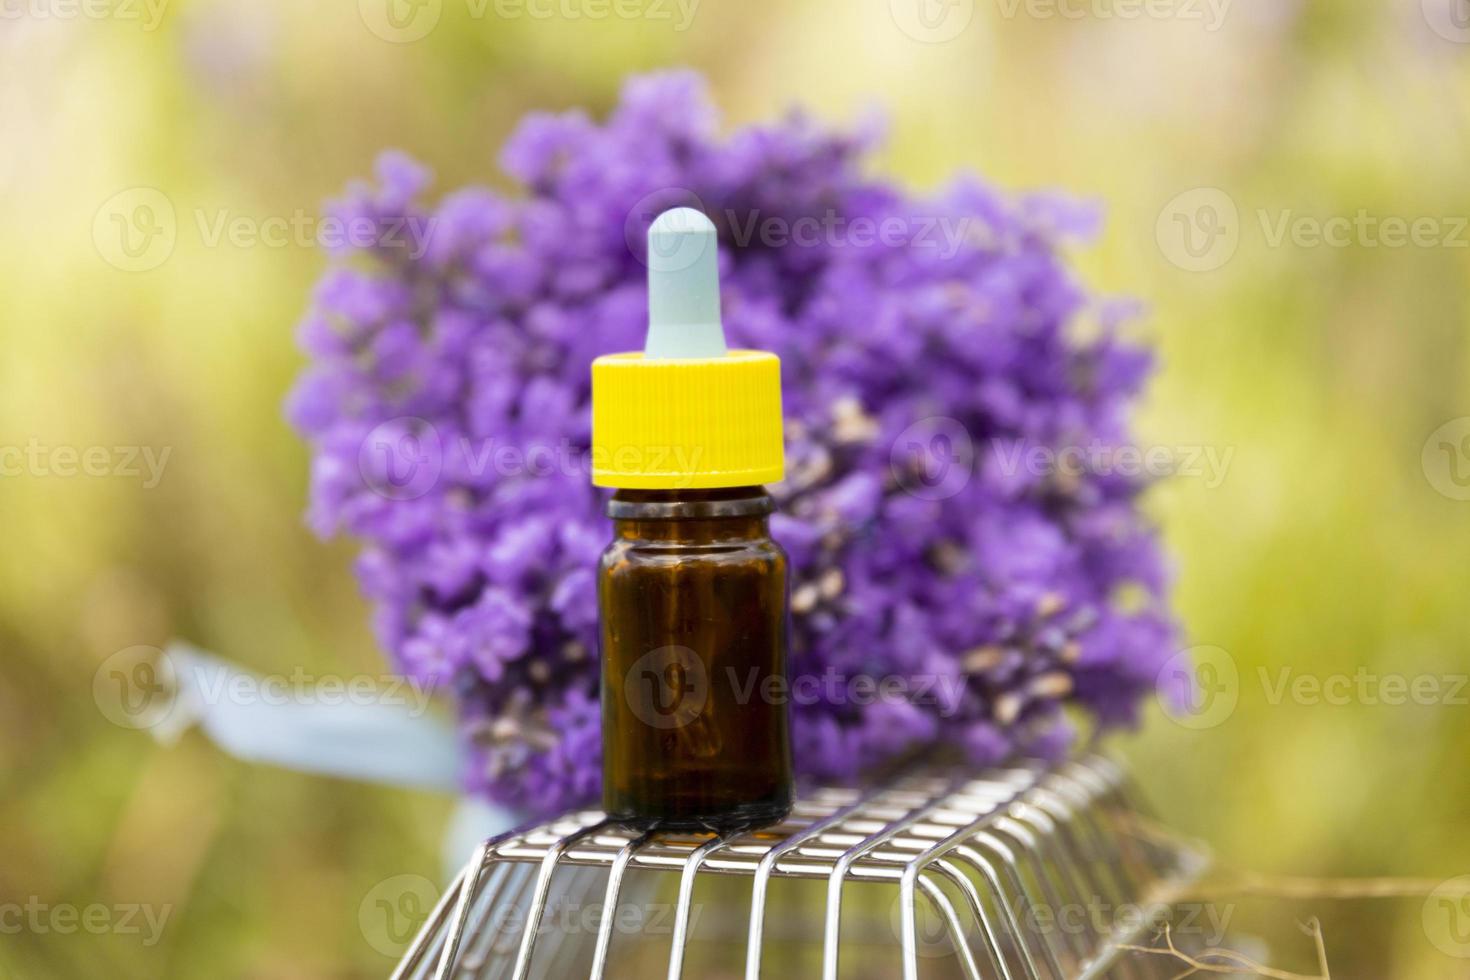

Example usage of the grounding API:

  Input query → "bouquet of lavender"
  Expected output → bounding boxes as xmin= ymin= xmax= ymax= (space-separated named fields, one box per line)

xmin=288 ymin=71 xmax=1176 ymax=817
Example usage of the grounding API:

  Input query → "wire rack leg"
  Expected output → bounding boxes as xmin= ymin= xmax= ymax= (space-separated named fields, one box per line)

xmin=588 ymin=831 xmax=655 ymax=980
xmin=973 ymin=831 xmax=1067 ymax=980
xmin=436 ymin=841 xmax=494 ymax=980
xmin=664 ymin=835 xmax=730 ymax=980
xmin=931 ymin=857 xmax=1016 ymax=980
xmin=743 ymin=791 xmax=875 ymax=980
xmin=508 ymin=821 xmax=611 ymax=980
xmin=910 ymin=874 xmax=984 ymax=980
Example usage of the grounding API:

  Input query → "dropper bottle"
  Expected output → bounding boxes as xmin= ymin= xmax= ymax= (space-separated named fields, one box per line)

xmin=591 ymin=208 xmax=794 ymax=831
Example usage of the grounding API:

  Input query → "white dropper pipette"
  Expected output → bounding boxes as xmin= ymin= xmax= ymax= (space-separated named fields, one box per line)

xmin=644 ymin=207 xmax=728 ymax=359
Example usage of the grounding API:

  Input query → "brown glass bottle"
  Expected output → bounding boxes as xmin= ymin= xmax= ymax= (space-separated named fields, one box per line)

xmin=599 ymin=486 xmax=794 ymax=832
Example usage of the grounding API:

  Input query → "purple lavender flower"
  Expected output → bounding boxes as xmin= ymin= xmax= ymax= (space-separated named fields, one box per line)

xmin=288 ymin=71 xmax=1177 ymax=816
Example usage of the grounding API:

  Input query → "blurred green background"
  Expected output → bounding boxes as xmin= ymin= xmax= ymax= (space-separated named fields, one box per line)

xmin=2 ymin=0 xmax=1468 ymax=976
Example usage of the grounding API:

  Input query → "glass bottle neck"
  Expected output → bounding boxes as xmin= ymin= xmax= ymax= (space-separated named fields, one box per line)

xmin=606 ymin=487 xmax=773 ymax=540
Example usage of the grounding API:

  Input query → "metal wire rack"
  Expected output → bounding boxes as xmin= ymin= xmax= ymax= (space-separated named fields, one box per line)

xmin=393 ymin=755 xmax=1208 ymax=980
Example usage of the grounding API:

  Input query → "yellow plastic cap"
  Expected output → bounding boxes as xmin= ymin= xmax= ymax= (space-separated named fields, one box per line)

xmin=590 ymin=350 xmax=785 ymax=489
